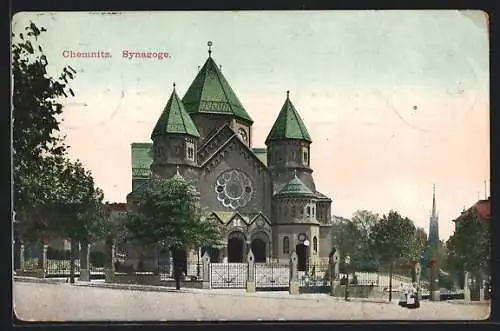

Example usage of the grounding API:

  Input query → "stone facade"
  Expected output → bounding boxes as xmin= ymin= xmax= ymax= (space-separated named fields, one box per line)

xmin=127 ymin=45 xmax=333 ymax=269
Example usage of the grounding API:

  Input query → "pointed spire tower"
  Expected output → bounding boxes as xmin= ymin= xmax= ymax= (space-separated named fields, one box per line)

xmin=428 ymin=184 xmax=440 ymax=247
xmin=182 ymin=41 xmax=253 ymax=142
xmin=266 ymin=90 xmax=316 ymax=193
xmin=150 ymin=83 xmax=200 ymax=179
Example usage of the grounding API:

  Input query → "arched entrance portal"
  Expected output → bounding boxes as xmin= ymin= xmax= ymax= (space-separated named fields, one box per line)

xmin=296 ymin=244 xmax=307 ymax=271
xmin=227 ymin=232 xmax=246 ymax=262
xmin=251 ymin=238 xmax=267 ymax=263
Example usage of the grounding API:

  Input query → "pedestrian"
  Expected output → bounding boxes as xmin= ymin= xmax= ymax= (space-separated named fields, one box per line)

xmin=398 ymin=283 xmax=407 ymax=307
xmin=406 ymin=282 xmax=419 ymax=309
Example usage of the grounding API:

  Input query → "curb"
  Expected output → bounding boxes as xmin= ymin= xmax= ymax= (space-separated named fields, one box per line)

xmin=14 ymin=276 xmax=68 ymax=284
xmin=446 ymin=300 xmax=490 ymax=305
xmin=13 ymin=277 xmax=411 ymax=304
xmin=73 ymin=282 xmax=191 ymax=294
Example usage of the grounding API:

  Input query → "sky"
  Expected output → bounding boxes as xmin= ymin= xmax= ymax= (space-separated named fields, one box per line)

xmin=12 ymin=11 xmax=489 ymax=241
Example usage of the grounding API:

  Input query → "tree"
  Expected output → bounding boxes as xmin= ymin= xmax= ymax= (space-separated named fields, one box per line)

xmin=43 ymin=159 xmax=107 ymax=283
xmin=351 ymin=210 xmax=380 ymax=271
xmin=407 ymin=227 xmax=427 ymax=262
xmin=12 ymin=21 xmax=77 ymax=242
xmin=126 ymin=177 xmax=222 ymax=290
xmin=446 ymin=214 xmax=489 ymax=296
xmin=330 ymin=217 xmax=363 ymax=273
xmin=370 ymin=211 xmax=416 ymax=301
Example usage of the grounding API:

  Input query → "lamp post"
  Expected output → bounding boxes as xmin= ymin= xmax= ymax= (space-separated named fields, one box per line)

xmin=345 ymin=255 xmax=351 ymax=301
xmin=303 ymin=239 xmax=310 ymax=275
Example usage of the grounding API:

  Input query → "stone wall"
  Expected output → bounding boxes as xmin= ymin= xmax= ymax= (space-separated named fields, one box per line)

xmin=113 ymin=273 xmax=162 ymax=286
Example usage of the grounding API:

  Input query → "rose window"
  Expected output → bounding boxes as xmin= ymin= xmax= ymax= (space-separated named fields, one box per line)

xmin=215 ymin=169 xmax=253 ymax=209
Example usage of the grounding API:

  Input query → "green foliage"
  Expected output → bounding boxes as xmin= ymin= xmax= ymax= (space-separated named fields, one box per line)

xmin=351 ymin=210 xmax=380 ymax=271
xmin=126 ymin=178 xmax=222 ymax=249
xmin=12 ymin=21 xmax=78 ymax=238
xmin=370 ymin=210 xmax=416 ymax=266
xmin=330 ymin=217 xmax=363 ymax=271
xmin=446 ymin=213 xmax=490 ymax=275
xmin=407 ymin=227 xmax=427 ymax=261
xmin=30 ymin=158 xmax=107 ymax=242
xmin=330 ymin=210 xmax=381 ymax=272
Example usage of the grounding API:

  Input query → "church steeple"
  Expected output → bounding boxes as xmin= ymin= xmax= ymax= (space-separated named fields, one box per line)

xmin=265 ymin=90 xmax=312 ymax=144
xmin=266 ymin=90 xmax=316 ymax=194
xmin=428 ymin=184 xmax=440 ymax=247
xmin=181 ymin=41 xmax=253 ymax=123
xmin=151 ymin=83 xmax=200 ymax=139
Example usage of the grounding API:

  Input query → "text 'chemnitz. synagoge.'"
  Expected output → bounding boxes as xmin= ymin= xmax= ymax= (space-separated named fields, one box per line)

xmin=127 ymin=44 xmax=333 ymax=269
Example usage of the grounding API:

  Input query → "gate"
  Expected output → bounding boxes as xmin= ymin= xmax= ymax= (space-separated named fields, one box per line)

xmin=255 ymin=262 xmax=289 ymax=291
xmin=299 ymin=261 xmax=331 ymax=293
xmin=210 ymin=263 xmax=247 ymax=288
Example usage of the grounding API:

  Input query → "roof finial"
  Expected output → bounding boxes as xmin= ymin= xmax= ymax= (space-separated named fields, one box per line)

xmin=220 ymin=65 xmax=222 ymax=71
xmin=173 ymin=82 xmax=176 ymax=90
xmin=286 ymin=90 xmax=290 ymax=99
xmin=197 ymin=66 xmax=200 ymax=72
xmin=207 ymin=41 xmax=213 ymax=57
xmin=292 ymin=169 xmax=297 ymax=178
xmin=176 ymin=165 xmax=180 ymax=175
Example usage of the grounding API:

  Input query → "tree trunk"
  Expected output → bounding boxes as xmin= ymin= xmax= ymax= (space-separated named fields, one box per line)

xmin=173 ymin=247 xmax=181 ymax=290
xmin=388 ymin=261 xmax=393 ymax=302
xmin=69 ymin=240 xmax=78 ymax=284
xmin=37 ymin=239 xmax=45 ymax=269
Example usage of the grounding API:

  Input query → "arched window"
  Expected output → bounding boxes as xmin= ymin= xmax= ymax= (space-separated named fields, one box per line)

xmin=313 ymin=236 xmax=318 ymax=253
xmin=283 ymin=236 xmax=290 ymax=254
xmin=306 ymin=206 xmax=311 ymax=216
xmin=291 ymin=206 xmax=296 ymax=217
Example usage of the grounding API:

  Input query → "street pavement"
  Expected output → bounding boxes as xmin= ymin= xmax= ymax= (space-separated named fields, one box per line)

xmin=13 ymin=280 xmax=490 ymax=321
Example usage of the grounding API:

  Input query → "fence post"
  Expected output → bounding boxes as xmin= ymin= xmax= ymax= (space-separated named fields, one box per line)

xmin=202 ymin=252 xmax=211 ymax=289
xmin=289 ymin=250 xmax=299 ymax=295
xmin=36 ymin=244 xmax=48 ymax=278
xmin=104 ymin=237 xmax=115 ymax=283
xmin=18 ymin=243 xmax=25 ymax=273
xmin=329 ymin=250 xmax=339 ymax=296
xmin=245 ymin=249 xmax=256 ymax=293
xmin=464 ymin=271 xmax=470 ymax=302
xmin=415 ymin=262 xmax=422 ymax=301
xmin=79 ymin=242 xmax=91 ymax=281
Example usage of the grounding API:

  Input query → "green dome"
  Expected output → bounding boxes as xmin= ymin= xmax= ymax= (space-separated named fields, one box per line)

xmin=275 ymin=171 xmax=314 ymax=198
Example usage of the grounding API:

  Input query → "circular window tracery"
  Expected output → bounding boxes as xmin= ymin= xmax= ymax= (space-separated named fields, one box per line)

xmin=215 ymin=169 xmax=253 ymax=209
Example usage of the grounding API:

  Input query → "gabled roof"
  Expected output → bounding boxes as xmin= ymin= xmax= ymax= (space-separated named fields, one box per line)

xmin=275 ymin=171 xmax=315 ymax=198
xmin=453 ymin=197 xmax=491 ymax=222
xmin=182 ymin=55 xmax=253 ymax=123
xmin=151 ymin=85 xmax=200 ymax=139
xmin=200 ymin=133 xmax=267 ymax=171
xmin=265 ymin=91 xmax=312 ymax=144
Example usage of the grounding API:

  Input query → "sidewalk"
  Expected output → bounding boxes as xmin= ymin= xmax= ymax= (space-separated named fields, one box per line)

xmin=11 ymin=276 xmax=423 ymax=305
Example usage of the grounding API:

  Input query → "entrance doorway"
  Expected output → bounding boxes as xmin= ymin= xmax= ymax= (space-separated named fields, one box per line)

xmin=251 ymin=238 xmax=267 ymax=263
xmin=228 ymin=237 xmax=244 ymax=262
xmin=296 ymin=243 xmax=307 ymax=271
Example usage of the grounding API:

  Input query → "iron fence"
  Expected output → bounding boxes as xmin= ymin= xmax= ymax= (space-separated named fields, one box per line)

xmin=210 ymin=262 xmax=248 ymax=288
xmin=157 ymin=259 xmax=203 ymax=281
xmin=255 ymin=262 xmax=289 ymax=290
